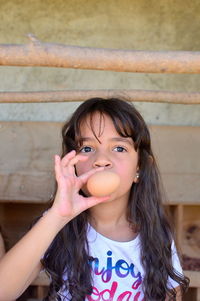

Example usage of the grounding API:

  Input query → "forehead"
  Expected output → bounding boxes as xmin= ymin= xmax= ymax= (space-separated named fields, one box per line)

xmin=80 ymin=112 xmax=117 ymax=137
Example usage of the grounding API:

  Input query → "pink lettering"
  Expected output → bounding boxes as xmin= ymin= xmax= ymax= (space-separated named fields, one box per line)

xmin=100 ymin=281 xmax=118 ymax=300
xmin=86 ymin=281 xmax=144 ymax=301
xmin=132 ymin=279 xmax=142 ymax=290
xmin=117 ymin=291 xmax=132 ymax=300
xmin=86 ymin=286 xmax=100 ymax=301
xmin=133 ymin=292 xmax=143 ymax=301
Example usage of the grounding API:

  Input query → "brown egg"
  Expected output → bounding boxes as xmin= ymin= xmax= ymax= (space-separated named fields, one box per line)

xmin=87 ymin=171 xmax=120 ymax=197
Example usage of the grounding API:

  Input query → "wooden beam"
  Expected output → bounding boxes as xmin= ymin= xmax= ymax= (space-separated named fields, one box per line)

xmin=0 ymin=89 xmax=200 ymax=104
xmin=1 ymin=34 xmax=200 ymax=73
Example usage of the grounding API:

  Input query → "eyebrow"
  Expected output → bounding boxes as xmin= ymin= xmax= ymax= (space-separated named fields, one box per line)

xmin=79 ymin=137 xmax=134 ymax=146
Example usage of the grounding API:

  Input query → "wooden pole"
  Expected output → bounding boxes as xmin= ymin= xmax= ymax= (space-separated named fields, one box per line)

xmin=0 ymin=89 xmax=200 ymax=104
xmin=0 ymin=34 xmax=200 ymax=73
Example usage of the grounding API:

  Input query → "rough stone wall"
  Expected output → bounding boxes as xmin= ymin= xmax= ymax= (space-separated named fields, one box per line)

xmin=0 ymin=0 xmax=200 ymax=125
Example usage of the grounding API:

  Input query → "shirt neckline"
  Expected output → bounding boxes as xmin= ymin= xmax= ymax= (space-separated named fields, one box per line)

xmin=88 ymin=223 xmax=140 ymax=247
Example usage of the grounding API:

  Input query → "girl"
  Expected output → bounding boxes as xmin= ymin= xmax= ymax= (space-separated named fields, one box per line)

xmin=0 ymin=98 xmax=189 ymax=301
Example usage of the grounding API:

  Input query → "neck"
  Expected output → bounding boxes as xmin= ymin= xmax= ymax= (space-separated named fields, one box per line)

xmin=89 ymin=194 xmax=129 ymax=228
xmin=88 ymin=194 xmax=138 ymax=242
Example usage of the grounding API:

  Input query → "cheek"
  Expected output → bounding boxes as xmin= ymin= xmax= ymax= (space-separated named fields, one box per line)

xmin=117 ymin=160 xmax=138 ymax=185
xmin=118 ymin=156 xmax=138 ymax=175
xmin=75 ymin=160 xmax=90 ymax=176
xmin=120 ymin=166 xmax=136 ymax=182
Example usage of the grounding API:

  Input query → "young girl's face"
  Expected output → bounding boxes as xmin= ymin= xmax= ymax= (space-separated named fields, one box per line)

xmin=75 ymin=112 xmax=139 ymax=202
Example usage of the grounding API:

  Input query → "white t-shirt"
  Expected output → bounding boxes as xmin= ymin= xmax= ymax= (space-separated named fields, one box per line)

xmin=59 ymin=224 xmax=182 ymax=301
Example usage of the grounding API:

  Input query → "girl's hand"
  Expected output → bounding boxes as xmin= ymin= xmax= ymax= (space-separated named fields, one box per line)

xmin=51 ymin=150 xmax=109 ymax=220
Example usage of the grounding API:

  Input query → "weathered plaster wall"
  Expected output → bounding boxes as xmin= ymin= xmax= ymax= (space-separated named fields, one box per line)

xmin=0 ymin=0 xmax=199 ymax=125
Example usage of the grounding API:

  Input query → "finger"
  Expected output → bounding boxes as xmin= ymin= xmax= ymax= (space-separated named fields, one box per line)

xmin=84 ymin=195 xmax=111 ymax=209
xmin=68 ymin=154 xmax=88 ymax=167
xmin=61 ymin=154 xmax=89 ymax=176
xmin=60 ymin=150 xmax=76 ymax=167
xmin=78 ymin=167 xmax=105 ymax=184
xmin=54 ymin=155 xmax=62 ymax=181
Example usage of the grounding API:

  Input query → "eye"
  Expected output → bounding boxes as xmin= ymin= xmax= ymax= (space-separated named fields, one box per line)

xmin=79 ymin=146 xmax=94 ymax=153
xmin=113 ymin=146 xmax=127 ymax=152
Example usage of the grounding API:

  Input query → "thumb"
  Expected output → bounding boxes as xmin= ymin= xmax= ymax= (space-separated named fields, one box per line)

xmin=78 ymin=166 xmax=105 ymax=185
xmin=84 ymin=195 xmax=111 ymax=209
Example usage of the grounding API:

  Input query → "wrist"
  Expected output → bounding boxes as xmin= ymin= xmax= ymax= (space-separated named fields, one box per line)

xmin=44 ymin=207 xmax=72 ymax=232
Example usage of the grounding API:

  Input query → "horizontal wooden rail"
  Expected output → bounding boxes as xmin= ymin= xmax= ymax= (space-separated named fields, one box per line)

xmin=1 ymin=34 xmax=200 ymax=73
xmin=0 ymin=89 xmax=200 ymax=104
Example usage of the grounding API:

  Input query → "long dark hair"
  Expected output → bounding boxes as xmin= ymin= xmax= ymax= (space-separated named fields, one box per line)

xmin=42 ymin=98 xmax=189 ymax=300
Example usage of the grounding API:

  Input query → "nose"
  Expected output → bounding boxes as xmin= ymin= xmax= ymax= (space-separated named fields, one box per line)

xmin=92 ymin=152 xmax=113 ymax=169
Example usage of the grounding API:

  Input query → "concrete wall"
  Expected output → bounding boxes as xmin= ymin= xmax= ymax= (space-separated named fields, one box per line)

xmin=0 ymin=0 xmax=200 ymax=125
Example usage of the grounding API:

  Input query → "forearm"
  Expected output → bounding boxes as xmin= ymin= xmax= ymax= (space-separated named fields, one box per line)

xmin=0 ymin=150 xmax=107 ymax=301
xmin=0 ymin=209 xmax=70 ymax=301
